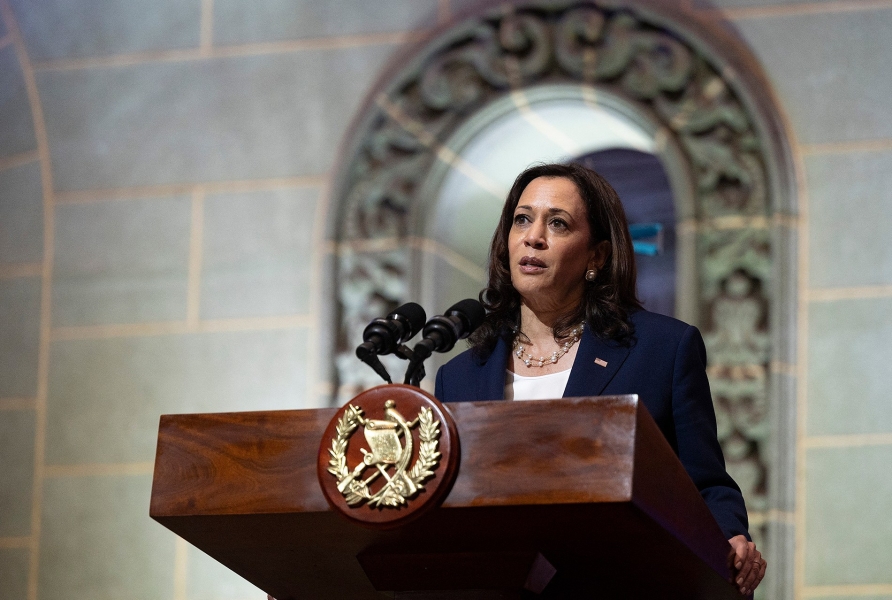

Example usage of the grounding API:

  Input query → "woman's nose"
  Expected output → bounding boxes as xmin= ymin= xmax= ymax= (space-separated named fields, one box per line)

xmin=524 ymin=221 xmax=547 ymax=248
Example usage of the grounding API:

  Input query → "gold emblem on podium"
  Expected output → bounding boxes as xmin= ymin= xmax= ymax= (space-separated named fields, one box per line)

xmin=327 ymin=399 xmax=441 ymax=508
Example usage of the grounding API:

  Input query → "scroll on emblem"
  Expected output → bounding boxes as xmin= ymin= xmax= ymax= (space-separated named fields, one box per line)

xmin=317 ymin=384 xmax=459 ymax=527
xmin=328 ymin=400 xmax=440 ymax=507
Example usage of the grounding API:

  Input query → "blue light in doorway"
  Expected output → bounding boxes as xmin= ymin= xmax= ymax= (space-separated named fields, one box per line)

xmin=630 ymin=222 xmax=663 ymax=256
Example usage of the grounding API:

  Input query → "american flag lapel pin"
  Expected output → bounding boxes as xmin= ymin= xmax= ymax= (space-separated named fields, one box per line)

xmin=594 ymin=358 xmax=608 ymax=367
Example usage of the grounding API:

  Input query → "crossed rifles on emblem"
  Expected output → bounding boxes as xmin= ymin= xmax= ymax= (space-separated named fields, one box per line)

xmin=330 ymin=399 xmax=443 ymax=508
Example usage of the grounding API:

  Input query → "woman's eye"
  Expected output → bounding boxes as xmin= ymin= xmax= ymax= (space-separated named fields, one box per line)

xmin=513 ymin=214 xmax=529 ymax=225
xmin=550 ymin=218 xmax=567 ymax=229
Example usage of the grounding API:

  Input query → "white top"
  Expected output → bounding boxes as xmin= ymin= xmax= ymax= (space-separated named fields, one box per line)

xmin=505 ymin=368 xmax=572 ymax=401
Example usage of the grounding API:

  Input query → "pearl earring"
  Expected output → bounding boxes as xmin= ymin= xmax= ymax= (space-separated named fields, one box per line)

xmin=585 ymin=268 xmax=597 ymax=282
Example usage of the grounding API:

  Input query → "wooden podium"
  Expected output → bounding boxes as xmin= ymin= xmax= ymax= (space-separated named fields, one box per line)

xmin=150 ymin=394 xmax=743 ymax=599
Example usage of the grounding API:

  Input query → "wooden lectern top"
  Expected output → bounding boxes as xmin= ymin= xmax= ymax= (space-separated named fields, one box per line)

xmin=150 ymin=395 xmax=741 ymax=599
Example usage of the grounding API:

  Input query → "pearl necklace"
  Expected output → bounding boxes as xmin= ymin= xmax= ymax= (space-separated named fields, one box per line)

xmin=513 ymin=323 xmax=584 ymax=368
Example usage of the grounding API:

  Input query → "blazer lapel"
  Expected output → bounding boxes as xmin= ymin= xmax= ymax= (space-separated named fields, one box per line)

xmin=475 ymin=336 xmax=509 ymax=401
xmin=563 ymin=328 xmax=631 ymax=398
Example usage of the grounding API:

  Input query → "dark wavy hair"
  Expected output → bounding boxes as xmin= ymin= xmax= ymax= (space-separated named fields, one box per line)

xmin=469 ymin=162 xmax=642 ymax=356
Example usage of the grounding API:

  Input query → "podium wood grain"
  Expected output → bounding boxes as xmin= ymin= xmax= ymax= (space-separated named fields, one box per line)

xmin=150 ymin=395 xmax=742 ymax=599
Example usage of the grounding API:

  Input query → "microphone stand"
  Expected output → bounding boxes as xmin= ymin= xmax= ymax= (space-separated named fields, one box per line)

xmin=397 ymin=345 xmax=425 ymax=387
xmin=356 ymin=343 xmax=425 ymax=386
xmin=356 ymin=351 xmax=392 ymax=384
xmin=403 ymin=340 xmax=435 ymax=387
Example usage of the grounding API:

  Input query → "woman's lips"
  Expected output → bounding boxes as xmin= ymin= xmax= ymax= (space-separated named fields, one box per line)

xmin=518 ymin=256 xmax=546 ymax=273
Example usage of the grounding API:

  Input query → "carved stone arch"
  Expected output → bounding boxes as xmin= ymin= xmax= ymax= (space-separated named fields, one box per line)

xmin=323 ymin=2 xmax=796 ymax=595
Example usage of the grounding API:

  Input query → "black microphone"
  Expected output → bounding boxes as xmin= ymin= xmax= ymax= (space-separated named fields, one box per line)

xmin=404 ymin=299 xmax=486 ymax=385
xmin=356 ymin=302 xmax=426 ymax=384
xmin=355 ymin=302 xmax=426 ymax=360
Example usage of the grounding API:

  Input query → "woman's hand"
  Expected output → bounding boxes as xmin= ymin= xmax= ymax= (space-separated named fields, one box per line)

xmin=728 ymin=535 xmax=766 ymax=596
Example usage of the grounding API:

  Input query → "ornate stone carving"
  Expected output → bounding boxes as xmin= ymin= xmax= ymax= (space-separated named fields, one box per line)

xmin=704 ymin=270 xmax=770 ymax=514
xmin=335 ymin=248 xmax=411 ymax=400
xmin=330 ymin=1 xmax=775 ymax=529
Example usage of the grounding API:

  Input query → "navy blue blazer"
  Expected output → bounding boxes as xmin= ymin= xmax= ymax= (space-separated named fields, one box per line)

xmin=435 ymin=309 xmax=749 ymax=540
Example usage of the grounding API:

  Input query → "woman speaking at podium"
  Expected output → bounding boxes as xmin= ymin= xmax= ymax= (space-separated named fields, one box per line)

xmin=434 ymin=163 xmax=765 ymax=596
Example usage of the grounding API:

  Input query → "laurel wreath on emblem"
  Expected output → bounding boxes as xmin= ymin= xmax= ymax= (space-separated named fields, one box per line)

xmin=327 ymin=402 xmax=441 ymax=508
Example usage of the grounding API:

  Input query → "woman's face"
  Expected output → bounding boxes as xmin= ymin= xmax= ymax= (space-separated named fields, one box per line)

xmin=507 ymin=176 xmax=606 ymax=312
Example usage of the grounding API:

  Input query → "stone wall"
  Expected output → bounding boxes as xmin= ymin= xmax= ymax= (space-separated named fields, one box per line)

xmin=1 ymin=1 xmax=890 ymax=599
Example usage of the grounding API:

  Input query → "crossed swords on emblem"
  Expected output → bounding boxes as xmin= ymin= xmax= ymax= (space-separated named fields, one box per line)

xmin=336 ymin=400 xmax=421 ymax=500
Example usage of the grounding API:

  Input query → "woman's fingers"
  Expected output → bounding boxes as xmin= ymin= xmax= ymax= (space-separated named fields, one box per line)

xmin=741 ymin=547 xmax=766 ymax=595
xmin=740 ymin=542 xmax=762 ymax=594
xmin=728 ymin=535 xmax=767 ymax=595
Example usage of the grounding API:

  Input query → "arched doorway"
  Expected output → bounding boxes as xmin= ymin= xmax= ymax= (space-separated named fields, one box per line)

xmin=323 ymin=3 xmax=797 ymax=596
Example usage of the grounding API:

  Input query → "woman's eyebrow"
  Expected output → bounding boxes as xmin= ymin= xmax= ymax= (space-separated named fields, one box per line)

xmin=514 ymin=204 xmax=573 ymax=217
xmin=546 ymin=207 xmax=572 ymax=217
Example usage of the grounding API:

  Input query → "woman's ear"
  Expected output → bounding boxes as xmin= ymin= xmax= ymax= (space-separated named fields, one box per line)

xmin=589 ymin=240 xmax=611 ymax=270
